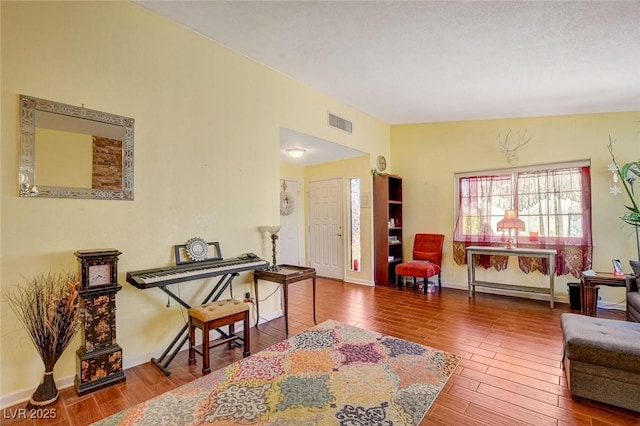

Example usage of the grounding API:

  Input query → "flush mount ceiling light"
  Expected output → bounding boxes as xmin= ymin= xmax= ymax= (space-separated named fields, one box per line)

xmin=286 ymin=148 xmax=306 ymax=158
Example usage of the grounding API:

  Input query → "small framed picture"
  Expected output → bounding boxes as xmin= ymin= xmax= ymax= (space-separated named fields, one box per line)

xmin=612 ymin=259 xmax=624 ymax=276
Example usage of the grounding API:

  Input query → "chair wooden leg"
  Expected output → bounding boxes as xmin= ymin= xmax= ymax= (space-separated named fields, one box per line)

xmin=188 ymin=319 xmax=196 ymax=366
xmin=202 ymin=322 xmax=211 ymax=375
xmin=228 ymin=322 xmax=235 ymax=350
xmin=243 ymin=310 xmax=251 ymax=357
xmin=438 ymin=273 xmax=442 ymax=293
xmin=188 ymin=304 xmax=251 ymax=375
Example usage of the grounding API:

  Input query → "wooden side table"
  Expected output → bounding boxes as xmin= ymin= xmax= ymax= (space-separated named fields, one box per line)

xmin=580 ymin=272 xmax=628 ymax=316
xmin=253 ymin=265 xmax=317 ymax=338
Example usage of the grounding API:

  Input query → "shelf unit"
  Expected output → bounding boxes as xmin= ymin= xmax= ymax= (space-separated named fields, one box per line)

xmin=373 ymin=174 xmax=403 ymax=286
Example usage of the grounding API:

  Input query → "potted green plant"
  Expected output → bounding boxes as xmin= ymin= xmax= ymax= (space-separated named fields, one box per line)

xmin=5 ymin=272 xmax=81 ymax=408
xmin=607 ymin=137 xmax=640 ymax=272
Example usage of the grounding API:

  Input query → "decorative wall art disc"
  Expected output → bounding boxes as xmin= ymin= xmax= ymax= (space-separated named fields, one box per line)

xmin=185 ymin=237 xmax=208 ymax=261
xmin=280 ymin=190 xmax=294 ymax=216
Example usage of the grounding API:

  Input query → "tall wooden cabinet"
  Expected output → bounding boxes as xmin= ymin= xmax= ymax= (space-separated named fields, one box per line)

xmin=373 ymin=174 xmax=403 ymax=286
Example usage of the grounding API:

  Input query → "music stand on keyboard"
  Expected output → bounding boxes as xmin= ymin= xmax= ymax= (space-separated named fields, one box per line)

xmin=174 ymin=241 xmax=222 ymax=265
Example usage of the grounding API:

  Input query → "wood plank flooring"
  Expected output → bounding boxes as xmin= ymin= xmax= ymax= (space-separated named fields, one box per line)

xmin=3 ymin=278 xmax=639 ymax=425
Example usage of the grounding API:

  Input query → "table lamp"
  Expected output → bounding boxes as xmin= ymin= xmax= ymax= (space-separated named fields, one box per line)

xmin=497 ymin=209 xmax=525 ymax=249
xmin=266 ymin=226 xmax=281 ymax=271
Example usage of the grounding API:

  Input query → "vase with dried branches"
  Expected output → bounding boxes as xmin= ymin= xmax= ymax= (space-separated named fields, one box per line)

xmin=5 ymin=272 xmax=81 ymax=408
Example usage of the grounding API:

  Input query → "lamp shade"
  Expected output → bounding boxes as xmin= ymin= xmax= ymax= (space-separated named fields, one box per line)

xmin=266 ymin=226 xmax=281 ymax=235
xmin=496 ymin=209 xmax=525 ymax=231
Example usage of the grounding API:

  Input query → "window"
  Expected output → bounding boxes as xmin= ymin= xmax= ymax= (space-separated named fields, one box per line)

xmin=453 ymin=162 xmax=592 ymax=277
xmin=349 ymin=177 xmax=361 ymax=271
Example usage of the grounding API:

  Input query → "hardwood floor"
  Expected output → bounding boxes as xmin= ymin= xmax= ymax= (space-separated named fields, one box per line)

xmin=3 ymin=278 xmax=639 ymax=425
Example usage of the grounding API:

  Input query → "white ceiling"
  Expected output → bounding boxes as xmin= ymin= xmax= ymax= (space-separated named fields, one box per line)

xmin=136 ymin=1 xmax=640 ymax=163
xmin=280 ymin=127 xmax=367 ymax=166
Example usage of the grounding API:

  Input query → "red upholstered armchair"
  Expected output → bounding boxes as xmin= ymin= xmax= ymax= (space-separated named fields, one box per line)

xmin=413 ymin=233 xmax=444 ymax=265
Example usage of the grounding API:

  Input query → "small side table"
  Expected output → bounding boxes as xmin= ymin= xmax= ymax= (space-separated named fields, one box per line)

xmin=253 ymin=265 xmax=317 ymax=338
xmin=580 ymin=272 xmax=628 ymax=316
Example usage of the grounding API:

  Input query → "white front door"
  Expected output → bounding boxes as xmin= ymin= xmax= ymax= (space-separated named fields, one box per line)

xmin=308 ymin=178 xmax=344 ymax=279
xmin=279 ymin=179 xmax=301 ymax=266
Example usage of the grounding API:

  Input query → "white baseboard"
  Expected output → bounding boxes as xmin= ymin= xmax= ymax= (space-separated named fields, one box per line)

xmin=0 ymin=376 xmax=76 ymax=410
xmin=0 ymin=310 xmax=285 ymax=410
xmin=597 ymin=300 xmax=626 ymax=311
xmin=443 ymin=281 xmax=626 ymax=311
xmin=344 ymin=278 xmax=374 ymax=286
xmin=444 ymin=280 xmax=570 ymax=304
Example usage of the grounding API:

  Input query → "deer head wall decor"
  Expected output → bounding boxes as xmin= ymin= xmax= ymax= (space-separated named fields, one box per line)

xmin=497 ymin=130 xmax=531 ymax=165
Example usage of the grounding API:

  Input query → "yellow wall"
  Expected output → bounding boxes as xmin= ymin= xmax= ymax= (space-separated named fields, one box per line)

xmin=305 ymin=155 xmax=373 ymax=284
xmin=280 ymin=162 xmax=306 ymax=190
xmin=391 ymin=112 xmax=640 ymax=304
xmin=0 ymin=1 xmax=389 ymax=404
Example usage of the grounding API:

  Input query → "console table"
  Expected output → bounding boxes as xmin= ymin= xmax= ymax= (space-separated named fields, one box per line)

xmin=580 ymin=272 xmax=628 ymax=316
xmin=253 ymin=265 xmax=317 ymax=338
xmin=466 ymin=246 xmax=557 ymax=308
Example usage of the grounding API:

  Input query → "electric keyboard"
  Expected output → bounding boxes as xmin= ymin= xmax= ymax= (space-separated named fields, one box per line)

xmin=127 ymin=255 xmax=268 ymax=289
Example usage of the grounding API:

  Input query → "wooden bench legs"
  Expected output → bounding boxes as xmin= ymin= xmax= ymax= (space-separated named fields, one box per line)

xmin=188 ymin=309 xmax=250 ymax=375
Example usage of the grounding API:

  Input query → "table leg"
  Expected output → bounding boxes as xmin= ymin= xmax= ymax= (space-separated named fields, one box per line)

xmin=583 ymin=285 xmax=598 ymax=316
xmin=548 ymin=254 xmax=555 ymax=309
xmin=467 ymin=251 xmax=474 ymax=298
xmin=312 ymin=276 xmax=317 ymax=325
xmin=283 ymin=282 xmax=289 ymax=338
xmin=253 ymin=275 xmax=260 ymax=327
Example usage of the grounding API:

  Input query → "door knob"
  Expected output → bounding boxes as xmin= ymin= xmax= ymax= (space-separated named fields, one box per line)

xmin=337 ymin=233 xmax=342 ymax=237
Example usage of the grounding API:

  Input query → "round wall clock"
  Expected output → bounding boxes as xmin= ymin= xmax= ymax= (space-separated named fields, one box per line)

xmin=280 ymin=190 xmax=295 ymax=216
xmin=376 ymin=155 xmax=387 ymax=172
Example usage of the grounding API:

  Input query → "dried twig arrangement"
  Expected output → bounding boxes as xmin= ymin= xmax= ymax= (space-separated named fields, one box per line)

xmin=5 ymin=272 xmax=81 ymax=407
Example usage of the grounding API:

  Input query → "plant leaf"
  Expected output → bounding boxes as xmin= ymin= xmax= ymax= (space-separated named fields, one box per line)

xmin=621 ymin=161 xmax=640 ymax=181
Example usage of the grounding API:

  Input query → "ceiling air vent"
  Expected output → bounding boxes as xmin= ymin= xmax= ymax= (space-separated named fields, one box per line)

xmin=328 ymin=113 xmax=352 ymax=134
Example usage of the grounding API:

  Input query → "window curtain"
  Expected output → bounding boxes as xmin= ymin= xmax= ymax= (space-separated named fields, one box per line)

xmin=453 ymin=167 xmax=593 ymax=278
xmin=516 ymin=166 xmax=593 ymax=277
xmin=452 ymin=175 xmax=513 ymax=270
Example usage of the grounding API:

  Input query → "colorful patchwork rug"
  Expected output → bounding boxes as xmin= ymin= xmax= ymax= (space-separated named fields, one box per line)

xmin=94 ymin=319 xmax=461 ymax=425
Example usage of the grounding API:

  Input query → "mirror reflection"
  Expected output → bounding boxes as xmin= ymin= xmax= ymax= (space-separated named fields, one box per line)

xmin=19 ymin=95 xmax=134 ymax=200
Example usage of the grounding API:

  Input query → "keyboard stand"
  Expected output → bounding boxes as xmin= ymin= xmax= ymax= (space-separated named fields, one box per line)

xmin=151 ymin=273 xmax=239 ymax=375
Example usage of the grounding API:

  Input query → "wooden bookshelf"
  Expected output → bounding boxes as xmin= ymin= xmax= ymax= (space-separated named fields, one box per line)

xmin=373 ymin=174 xmax=403 ymax=286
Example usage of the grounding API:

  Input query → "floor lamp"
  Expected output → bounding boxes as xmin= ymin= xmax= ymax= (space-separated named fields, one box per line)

xmin=266 ymin=226 xmax=281 ymax=271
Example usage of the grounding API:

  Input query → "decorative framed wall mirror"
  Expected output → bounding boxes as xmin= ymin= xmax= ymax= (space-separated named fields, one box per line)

xmin=19 ymin=94 xmax=134 ymax=200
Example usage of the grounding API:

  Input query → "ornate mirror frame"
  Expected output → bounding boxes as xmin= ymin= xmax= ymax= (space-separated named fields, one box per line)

xmin=19 ymin=94 xmax=134 ymax=200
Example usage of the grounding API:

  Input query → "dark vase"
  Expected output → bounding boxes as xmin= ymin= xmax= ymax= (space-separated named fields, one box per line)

xmin=26 ymin=362 xmax=58 ymax=409
xmin=631 ymin=260 xmax=640 ymax=277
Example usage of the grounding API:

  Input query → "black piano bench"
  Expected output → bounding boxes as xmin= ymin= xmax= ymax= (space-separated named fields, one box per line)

xmin=188 ymin=299 xmax=251 ymax=375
